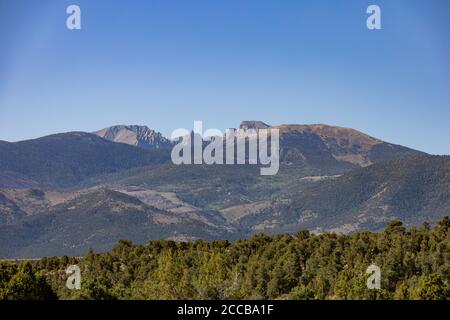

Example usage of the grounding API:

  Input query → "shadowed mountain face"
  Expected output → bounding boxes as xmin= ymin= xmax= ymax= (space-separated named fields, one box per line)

xmin=0 ymin=122 xmax=441 ymax=258
xmin=0 ymin=132 xmax=171 ymax=189
xmin=94 ymin=125 xmax=173 ymax=150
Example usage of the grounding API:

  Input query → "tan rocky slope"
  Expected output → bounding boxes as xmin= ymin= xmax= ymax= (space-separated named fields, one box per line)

xmin=95 ymin=125 xmax=173 ymax=149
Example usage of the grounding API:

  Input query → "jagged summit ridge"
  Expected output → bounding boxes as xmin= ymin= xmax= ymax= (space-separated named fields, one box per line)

xmin=94 ymin=125 xmax=173 ymax=149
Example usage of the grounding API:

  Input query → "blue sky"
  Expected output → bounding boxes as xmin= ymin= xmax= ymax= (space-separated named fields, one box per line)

xmin=0 ymin=0 xmax=449 ymax=154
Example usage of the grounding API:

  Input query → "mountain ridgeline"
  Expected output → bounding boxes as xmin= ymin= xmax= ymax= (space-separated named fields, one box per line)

xmin=94 ymin=125 xmax=173 ymax=150
xmin=0 ymin=132 xmax=171 ymax=189
xmin=0 ymin=121 xmax=447 ymax=258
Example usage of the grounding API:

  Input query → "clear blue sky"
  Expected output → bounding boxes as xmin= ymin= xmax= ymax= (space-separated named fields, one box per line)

xmin=0 ymin=0 xmax=449 ymax=154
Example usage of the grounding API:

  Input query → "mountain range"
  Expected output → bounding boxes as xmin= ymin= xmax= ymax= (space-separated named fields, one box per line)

xmin=0 ymin=122 xmax=447 ymax=258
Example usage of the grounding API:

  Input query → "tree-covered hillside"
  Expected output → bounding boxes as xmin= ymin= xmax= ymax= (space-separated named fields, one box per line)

xmin=1 ymin=217 xmax=448 ymax=300
xmin=240 ymin=155 xmax=450 ymax=234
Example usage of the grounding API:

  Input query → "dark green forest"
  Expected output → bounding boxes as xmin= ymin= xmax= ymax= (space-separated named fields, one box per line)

xmin=0 ymin=217 xmax=449 ymax=300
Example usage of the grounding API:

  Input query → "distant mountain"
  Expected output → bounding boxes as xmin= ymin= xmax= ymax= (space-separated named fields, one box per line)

xmin=94 ymin=125 xmax=173 ymax=150
xmin=239 ymin=121 xmax=270 ymax=130
xmin=236 ymin=155 xmax=450 ymax=235
xmin=0 ymin=132 xmax=171 ymax=189
xmin=0 ymin=123 xmax=421 ymax=190
xmin=275 ymin=124 xmax=424 ymax=167
xmin=0 ymin=122 xmax=437 ymax=258
xmin=226 ymin=122 xmax=423 ymax=168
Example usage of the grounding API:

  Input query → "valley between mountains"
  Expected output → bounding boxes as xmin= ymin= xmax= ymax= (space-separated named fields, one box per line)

xmin=1 ymin=122 xmax=448 ymax=258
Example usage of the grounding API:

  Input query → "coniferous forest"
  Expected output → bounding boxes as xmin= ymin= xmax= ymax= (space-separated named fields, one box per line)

xmin=0 ymin=217 xmax=449 ymax=300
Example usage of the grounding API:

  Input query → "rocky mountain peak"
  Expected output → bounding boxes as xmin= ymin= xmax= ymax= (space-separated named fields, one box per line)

xmin=94 ymin=125 xmax=173 ymax=150
xmin=239 ymin=121 xmax=271 ymax=130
